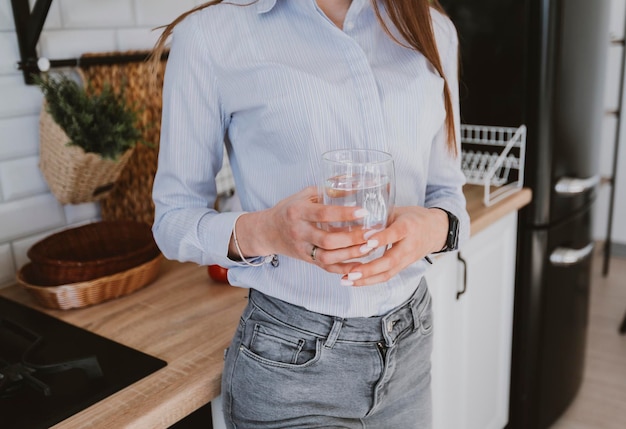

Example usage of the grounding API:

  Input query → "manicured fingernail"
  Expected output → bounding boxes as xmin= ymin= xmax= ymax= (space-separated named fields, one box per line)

xmin=354 ymin=208 xmax=369 ymax=218
xmin=341 ymin=279 xmax=354 ymax=286
xmin=347 ymin=272 xmax=362 ymax=281
xmin=360 ymin=244 xmax=372 ymax=253
xmin=367 ymin=239 xmax=379 ymax=248
xmin=364 ymin=229 xmax=377 ymax=240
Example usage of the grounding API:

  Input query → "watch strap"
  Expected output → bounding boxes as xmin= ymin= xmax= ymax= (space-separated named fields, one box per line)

xmin=433 ymin=208 xmax=459 ymax=253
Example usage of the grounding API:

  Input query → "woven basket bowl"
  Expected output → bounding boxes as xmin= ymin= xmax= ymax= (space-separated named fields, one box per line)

xmin=27 ymin=221 xmax=161 ymax=285
xmin=17 ymin=255 xmax=163 ymax=310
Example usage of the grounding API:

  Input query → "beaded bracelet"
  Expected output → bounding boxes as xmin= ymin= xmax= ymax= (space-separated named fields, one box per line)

xmin=232 ymin=216 xmax=278 ymax=267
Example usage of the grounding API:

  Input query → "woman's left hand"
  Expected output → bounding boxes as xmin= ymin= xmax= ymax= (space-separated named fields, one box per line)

xmin=342 ymin=206 xmax=449 ymax=286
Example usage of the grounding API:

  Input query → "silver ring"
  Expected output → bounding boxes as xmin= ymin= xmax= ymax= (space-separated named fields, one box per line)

xmin=310 ymin=245 xmax=318 ymax=261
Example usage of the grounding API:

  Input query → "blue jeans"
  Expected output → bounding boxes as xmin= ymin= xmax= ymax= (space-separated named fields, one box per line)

xmin=221 ymin=279 xmax=433 ymax=429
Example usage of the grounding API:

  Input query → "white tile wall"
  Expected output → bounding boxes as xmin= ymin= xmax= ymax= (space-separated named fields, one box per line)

xmin=0 ymin=156 xmax=48 ymax=200
xmin=0 ymin=75 xmax=43 ymax=118
xmin=0 ymin=0 xmax=15 ymax=31
xmin=35 ymin=0 xmax=63 ymax=30
xmin=0 ymin=32 xmax=19 ymax=75
xmin=39 ymin=30 xmax=118 ymax=60
xmin=63 ymin=202 xmax=100 ymax=225
xmin=0 ymin=194 xmax=65 ymax=241
xmin=60 ymin=0 xmax=134 ymax=28
xmin=0 ymin=115 xmax=39 ymax=160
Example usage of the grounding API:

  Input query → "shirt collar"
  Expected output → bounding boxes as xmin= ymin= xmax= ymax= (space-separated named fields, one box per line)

xmin=256 ymin=0 xmax=277 ymax=14
xmin=255 ymin=0 xmax=370 ymax=23
xmin=256 ymin=0 xmax=328 ymax=15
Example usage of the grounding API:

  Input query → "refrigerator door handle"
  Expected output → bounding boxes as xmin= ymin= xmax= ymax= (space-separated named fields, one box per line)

xmin=554 ymin=175 xmax=600 ymax=195
xmin=549 ymin=243 xmax=595 ymax=266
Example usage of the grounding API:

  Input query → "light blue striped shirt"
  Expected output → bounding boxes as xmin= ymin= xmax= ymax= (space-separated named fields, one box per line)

xmin=152 ymin=0 xmax=469 ymax=317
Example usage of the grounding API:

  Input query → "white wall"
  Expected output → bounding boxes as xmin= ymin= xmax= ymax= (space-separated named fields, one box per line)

xmin=594 ymin=0 xmax=626 ymax=248
xmin=0 ymin=0 xmax=624 ymax=288
xmin=0 ymin=0 xmax=204 ymax=287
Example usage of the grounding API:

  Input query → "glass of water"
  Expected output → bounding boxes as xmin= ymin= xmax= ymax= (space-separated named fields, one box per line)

xmin=321 ymin=149 xmax=395 ymax=261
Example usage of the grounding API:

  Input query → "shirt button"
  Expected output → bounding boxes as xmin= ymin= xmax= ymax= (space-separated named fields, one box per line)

xmin=344 ymin=21 xmax=354 ymax=31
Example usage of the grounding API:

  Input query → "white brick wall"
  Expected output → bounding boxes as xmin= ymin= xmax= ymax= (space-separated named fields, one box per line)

xmin=60 ymin=0 xmax=135 ymax=28
xmin=0 ymin=1 xmax=15 ymax=31
xmin=0 ymin=0 xmax=201 ymax=288
xmin=0 ymin=155 xmax=48 ymax=200
xmin=0 ymin=115 xmax=39 ymax=159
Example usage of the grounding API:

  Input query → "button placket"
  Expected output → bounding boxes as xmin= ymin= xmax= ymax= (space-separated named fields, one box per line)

xmin=334 ymin=1 xmax=387 ymax=153
xmin=342 ymin=47 xmax=388 ymax=152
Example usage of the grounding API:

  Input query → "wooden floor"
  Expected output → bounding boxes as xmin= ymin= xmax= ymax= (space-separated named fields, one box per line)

xmin=550 ymin=247 xmax=626 ymax=429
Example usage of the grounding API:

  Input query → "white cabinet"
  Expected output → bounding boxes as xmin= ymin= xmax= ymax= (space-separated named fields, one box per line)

xmin=430 ymin=212 xmax=518 ymax=429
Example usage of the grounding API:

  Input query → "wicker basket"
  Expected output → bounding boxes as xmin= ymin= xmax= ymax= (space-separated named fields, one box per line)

xmin=27 ymin=221 xmax=160 ymax=285
xmin=17 ymin=255 xmax=163 ymax=310
xmin=38 ymin=105 xmax=134 ymax=205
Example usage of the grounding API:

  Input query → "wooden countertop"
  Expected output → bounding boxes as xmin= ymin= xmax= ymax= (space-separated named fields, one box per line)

xmin=463 ymin=185 xmax=532 ymax=236
xmin=0 ymin=185 xmax=531 ymax=429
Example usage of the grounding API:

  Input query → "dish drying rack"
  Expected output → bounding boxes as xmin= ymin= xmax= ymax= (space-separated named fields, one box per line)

xmin=461 ymin=124 xmax=527 ymax=206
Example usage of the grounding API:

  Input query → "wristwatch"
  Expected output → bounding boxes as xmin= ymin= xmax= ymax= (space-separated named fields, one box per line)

xmin=434 ymin=208 xmax=459 ymax=253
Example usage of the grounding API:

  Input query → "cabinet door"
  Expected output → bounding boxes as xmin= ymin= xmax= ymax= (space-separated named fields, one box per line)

xmin=429 ymin=252 xmax=465 ymax=429
xmin=429 ymin=212 xmax=518 ymax=429
xmin=458 ymin=212 xmax=518 ymax=429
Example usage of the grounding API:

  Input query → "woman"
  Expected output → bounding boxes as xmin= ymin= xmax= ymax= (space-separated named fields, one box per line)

xmin=152 ymin=0 xmax=469 ymax=427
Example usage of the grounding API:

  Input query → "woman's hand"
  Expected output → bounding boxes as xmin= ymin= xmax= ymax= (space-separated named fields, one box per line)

xmin=340 ymin=206 xmax=449 ymax=286
xmin=231 ymin=187 xmax=379 ymax=275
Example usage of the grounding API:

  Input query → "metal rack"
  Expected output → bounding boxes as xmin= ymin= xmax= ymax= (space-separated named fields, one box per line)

xmin=461 ymin=124 xmax=527 ymax=207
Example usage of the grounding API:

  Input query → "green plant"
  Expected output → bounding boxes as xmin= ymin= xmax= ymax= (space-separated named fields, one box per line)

xmin=35 ymin=74 xmax=142 ymax=160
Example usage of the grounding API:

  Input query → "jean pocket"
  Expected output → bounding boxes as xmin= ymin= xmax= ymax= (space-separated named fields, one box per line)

xmin=241 ymin=314 xmax=322 ymax=368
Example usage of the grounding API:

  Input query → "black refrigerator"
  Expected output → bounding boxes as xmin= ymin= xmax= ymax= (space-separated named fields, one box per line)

xmin=438 ymin=0 xmax=611 ymax=428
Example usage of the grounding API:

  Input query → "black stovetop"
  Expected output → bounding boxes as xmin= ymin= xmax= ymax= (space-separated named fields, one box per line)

xmin=0 ymin=297 xmax=166 ymax=429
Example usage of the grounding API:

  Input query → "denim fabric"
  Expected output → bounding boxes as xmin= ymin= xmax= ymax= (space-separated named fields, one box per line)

xmin=221 ymin=279 xmax=433 ymax=428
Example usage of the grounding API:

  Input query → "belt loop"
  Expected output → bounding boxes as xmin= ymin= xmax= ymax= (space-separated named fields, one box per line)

xmin=410 ymin=299 xmax=420 ymax=333
xmin=381 ymin=314 xmax=393 ymax=346
xmin=324 ymin=317 xmax=343 ymax=349
xmin=240 ymin=292 xmax=256 ymax=325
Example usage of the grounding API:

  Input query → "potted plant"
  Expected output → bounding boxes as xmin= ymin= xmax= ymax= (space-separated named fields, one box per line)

xmin=35 ymin=73 xmax=143 ymax=204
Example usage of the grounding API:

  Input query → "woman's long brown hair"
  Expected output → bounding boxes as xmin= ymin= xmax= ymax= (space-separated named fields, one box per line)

xmin=151 ymin=0 xmax=457 ymax=155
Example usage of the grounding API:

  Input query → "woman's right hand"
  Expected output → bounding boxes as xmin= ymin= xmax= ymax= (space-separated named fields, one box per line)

xmin=230 ymin=187 xmax=376 ymax=275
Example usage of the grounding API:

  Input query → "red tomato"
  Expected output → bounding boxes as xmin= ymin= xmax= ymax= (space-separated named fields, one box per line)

xmin=208 ymin=265 xmax=229 ymax=284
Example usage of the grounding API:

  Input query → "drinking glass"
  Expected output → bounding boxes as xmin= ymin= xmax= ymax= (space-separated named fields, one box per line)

xmin=321 ymin=149 xmax=395 ymax=262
